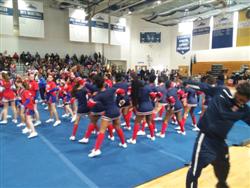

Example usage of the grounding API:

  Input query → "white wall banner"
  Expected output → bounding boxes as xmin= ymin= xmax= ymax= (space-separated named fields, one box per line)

xmin=18 ymin=0 xmax=44 ymax=38
xmin=0 ymin=0 xmax=13 ymax=35
xmin=69 ymin=8 xmax=89 ymax=42
xmin=91 ymin=13 xmax=109 ymax=44
xmin=212 ymin=13 xmax=234 ymax=48
xmin=213 ymin=13 xmax=234 ymax=30
xmin=110 ymin=16 xmax=126 ymax=45
xmin=192 ymin=18 xmax=210 ymax=50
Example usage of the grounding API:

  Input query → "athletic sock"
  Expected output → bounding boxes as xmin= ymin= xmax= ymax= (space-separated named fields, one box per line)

xmin=125 ymin=111 xmax=132 ymax=128
xmin=107 ymin=124 xmax=114 ymax=137
xmin=148 ymin=124 xmax=155 ymax=137
xmin=178 ymin=120 xmax=185 ymax=132
xmin=72 ymin=124 xmax=78 ymax=136
xmin=159 ymin=106 xmax=164 ymax=117
xmin=161 ymin=122 xmax=168 ymax=134
xmin=116 ymin=128 xmax=125 ymax=144
xmin=84 ymin=123 xmax=96 ymax=138
xmin=132 ymin=123 xmax=140 ymax=140
xmin=94 ymin=132 xmax=105 ymax=150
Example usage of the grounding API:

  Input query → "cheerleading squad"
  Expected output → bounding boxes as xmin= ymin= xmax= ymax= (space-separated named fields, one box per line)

xmin=0 ymin=70 xmax=243 ymax=157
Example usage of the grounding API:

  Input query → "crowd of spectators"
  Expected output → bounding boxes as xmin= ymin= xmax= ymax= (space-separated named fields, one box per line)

xmin=0 ymin=51 xmax=249 ymax=85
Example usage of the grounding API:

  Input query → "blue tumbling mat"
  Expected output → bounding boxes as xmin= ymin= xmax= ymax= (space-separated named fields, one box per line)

xmin=1 ymin=105 xmax=249 ymax=188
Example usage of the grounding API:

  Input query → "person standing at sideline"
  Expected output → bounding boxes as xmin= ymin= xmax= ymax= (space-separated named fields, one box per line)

xmin=186 ymin=82 xmax=250 ymax=188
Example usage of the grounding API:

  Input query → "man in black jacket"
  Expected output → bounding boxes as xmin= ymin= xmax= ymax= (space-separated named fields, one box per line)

xmin=186 ymin=82 xmax=250 ymax=188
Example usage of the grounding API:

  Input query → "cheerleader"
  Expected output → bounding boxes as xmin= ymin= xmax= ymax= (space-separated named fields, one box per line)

xmin=16 ymin=79 xmax=38 ymax=138
xmin=28 ymin=73 xmax=41 ymax=126
xmin=88 ymin=75 xmax=127 ymax=158
xmin=181 ymin=84 xmax=199 ymax=131
xmin=69 ymin=78 xmax=89 ymax=141
xmin=78 ymin=73 xmax=104 ymax=144
xmin=153 ymin=76 xmax=168 ymax=122
xmin=61 ymin=79 xmax=75 ymax=121
xmin=0 ymin=74 xmax=3 ymax=120
xmin=57 ymin=79 xmax=65 ymax=108
xmin=148 ymin=74 xmax=161 ymax=133
xmin=157 ymin=80 xmax=185 ymax=137
xmin=15 ymin=77 xmax=26 ymax=127
xmin=0 ymin=72 xmax=17 ymax=124
xmin=127 ymin=74 xmax=157 ymax=144
xmin=113 ymin=73 xmax=132 ymax=130
xmin=69 ymin=73 xmax=77 ymax=120
xmin=45 ymin=74 xmax=61 ymax=127
xmin=38 ymin=73 xmax=46 ymax=105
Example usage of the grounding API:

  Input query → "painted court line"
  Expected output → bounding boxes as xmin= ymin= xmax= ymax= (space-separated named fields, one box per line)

xmin=39 ymin=134 xmax=98 ymax=188
xmin=141 ymin=142 xmax=187 ymax=163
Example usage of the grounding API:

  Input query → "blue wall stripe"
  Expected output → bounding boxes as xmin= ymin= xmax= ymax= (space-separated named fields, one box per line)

xmin=0 ymin=6 xmax=13 ymax=16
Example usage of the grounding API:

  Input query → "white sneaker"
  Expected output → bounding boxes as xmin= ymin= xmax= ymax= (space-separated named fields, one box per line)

xmin=22 ymin=127 xmax=31 ymax=134
xmin=197 ymin=111 xmax=202 ymax=115
xmin=53 ymin=120 xmax=61 ymax=127
xmin=78 ymin=137 xmax=89 ymax=144
xmin=7 ymin=115 xmax=11 ymax=119
xmin=192 ymin=127 xmax=200 ymax=132
xmin=69 ymin=136 xmax=76 ymax=141
xmin=12 ymin=119 xmax=18 ymax=124
xmin=0 ymin=120 xmax=8 ymax=124
xmin=71 ymin=115 xmax=77 ymax=123
xmin=174 ymin=126 xmax=181 ymax=130
xmin=17 ymin=123 xmax=25 ymax=127
xmin=156 ymin=132 xmax=165 ymax=138
xmin=41 ymin=102 xmax=46 ymax=106
xmin=147 ymin=134 xmax=156 ymax=141
xmin=177 ymin=130 xmax=186 ymax=135
xmin=145 ymin=123 xmax=148 ymax=128
xmin=91 ymin=130 xmax=97 ymax=135
xmin=34 ymin=120 xmax=42 ymax=127
xmin=127 ymin=138 xmax=136 ymax=144
xmin=108 ymin=135 xmax=115 ymax=141
xmin=171 ymin=121 xmax=178 ymax=125
xmin=88 ymin=149 xmax=101 ymax=158
xmin=62 ymin=114 xmax=70 ymax=118
xmin=157 ymin=117 xmax=163 ymax=121
xmin=137 ymin=130 xmax=146 ymax=136
xmin=28 ymin=132 xmax=38 ymax=139
xmin=154 ymin=117 xmax=162 ymax=121
xmin=154 ymin=128 xmax=158 ymax=132
xmin=124 ymin=126 xmax=131 ymax=131
xmin=46 ymin=118 xmax=54 ymax=123
xmin=121 ymin=122 xmax=126 ymax=127
xmin=119 ymin=142 xmax=127 ymax=148
xmin=44 ymin=106 xmax=48 ymax=110
xmin=154 ymin=117 xmax=159 ymax=121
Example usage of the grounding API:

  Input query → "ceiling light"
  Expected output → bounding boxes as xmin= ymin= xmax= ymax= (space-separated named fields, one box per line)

xmin=156 ymin=0 xmax=162 ymax=5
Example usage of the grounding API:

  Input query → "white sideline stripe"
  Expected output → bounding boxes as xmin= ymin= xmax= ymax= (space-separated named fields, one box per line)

xmin=223 ymin=89 xmax=233 ymax=99
xmin=39 ymin=134 xmax=98 ymax=188
xmin=192 ymin=133 xmax=205 ymax=177
xmin=141 ymin=142 xmax=187 ymax=163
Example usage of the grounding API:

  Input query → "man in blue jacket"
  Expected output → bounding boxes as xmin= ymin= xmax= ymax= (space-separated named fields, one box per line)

xmin=186 ymin=81 xmax=250 ymax=188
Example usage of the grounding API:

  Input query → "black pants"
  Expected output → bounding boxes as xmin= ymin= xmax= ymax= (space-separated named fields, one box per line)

xmin=186 ymin=133 xmax=230 ymax=188
xmin=39 ymin=87 xmax=46 ymax=101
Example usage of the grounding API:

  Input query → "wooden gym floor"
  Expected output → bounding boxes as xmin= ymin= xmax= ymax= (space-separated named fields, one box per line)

xmin=138 ymin=144 xmax=250 ymax=188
